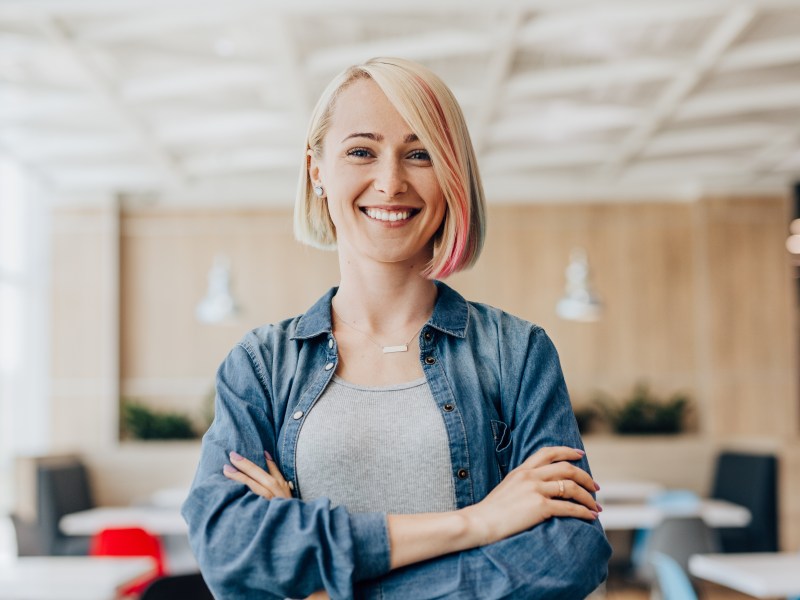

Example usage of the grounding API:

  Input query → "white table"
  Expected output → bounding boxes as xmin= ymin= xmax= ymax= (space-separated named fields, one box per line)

xmin=60 ymin=506 xmax=188 ymax=536
xmin=0 ymin=556 xmax=155 ymax=600
xmin=599 ymin=499 xmax=751 ymax=531
xmin=147 ymin=487 xmax=190 ymax=509
xmin=689 ymin=553 xmax=800 ymax=599
xmin=59 ymin=506 xmax=197 ymax=573
xmin=596 ymin=480 xmax=665 ymax=504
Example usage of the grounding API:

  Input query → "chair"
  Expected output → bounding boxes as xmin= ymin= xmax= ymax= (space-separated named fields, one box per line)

xmin=15 ymin=457 xmax=95 ymax=555
xmin=89 ymin=527 xmax=167 ymax=596
xmin=629 ymin=491 xmax=701 ymax=581
xmin=141 ymin=573 xmax=215 ymax=600
xmin=10 ymin=513 xmax=44 ymax=556
xmin=711 ymin=451 xmax=778 ymax=552
xmin=650 ymin=552 xmax=698 ymax=600
xmin=634 ymin=516 xmax=719 ymax=584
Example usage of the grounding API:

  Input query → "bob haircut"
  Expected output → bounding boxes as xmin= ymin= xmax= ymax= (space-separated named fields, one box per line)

xmin=294 ymin=57 xmax=486 ymax=279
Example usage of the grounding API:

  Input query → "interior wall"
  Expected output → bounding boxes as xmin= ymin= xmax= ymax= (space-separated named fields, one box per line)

xmin=44 ymin=196 xmax=799 ymax=546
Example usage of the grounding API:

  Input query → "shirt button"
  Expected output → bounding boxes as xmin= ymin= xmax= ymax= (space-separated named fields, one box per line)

xmin=424 ymin=356 xmax=436 ymax=365
xmin=328 ymin=339 xmax=334 ymax=349
xmin=443 ymin=403 xmax=455 ymax=412
xmin=288 ymin=481 xmax=295 ymax=491
xmin=457 ymin=469 xmax=469 ymax=480
xmin=324 ymin=362 xmax=334 ymax=371
xmin=424 ymin=332 xmax=433 ymax=341
xmin=292 ymin=410 xmax=303 ymax=420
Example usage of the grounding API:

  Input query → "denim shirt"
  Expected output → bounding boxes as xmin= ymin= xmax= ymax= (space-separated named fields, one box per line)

xmin=182 ymin=281 xmax=611 ymax=600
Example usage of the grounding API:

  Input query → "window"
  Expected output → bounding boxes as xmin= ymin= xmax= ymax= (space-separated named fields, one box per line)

xmin=0 ymin=158 xmax=50 ymax=513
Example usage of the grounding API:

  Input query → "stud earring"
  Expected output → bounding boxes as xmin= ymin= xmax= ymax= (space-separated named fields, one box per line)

xmin=313 ymin=185 xmax=325 ymax=197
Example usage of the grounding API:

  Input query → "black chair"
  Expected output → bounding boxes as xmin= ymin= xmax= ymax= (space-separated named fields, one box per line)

xmin=12 ymin=457 xmax=95 ymax=556
xmin=711 ymin=451 xmax=778 ymax=552
xmin=141 ymin=573 xmax=215 ymax=600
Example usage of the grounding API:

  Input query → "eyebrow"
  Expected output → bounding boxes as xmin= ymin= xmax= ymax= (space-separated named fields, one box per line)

xmin=340 ymin=132 xmax=419 ymax=144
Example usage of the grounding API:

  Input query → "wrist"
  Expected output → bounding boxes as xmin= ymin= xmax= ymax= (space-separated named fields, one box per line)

xmin=458 ymin=504 xmax=492 ymax=547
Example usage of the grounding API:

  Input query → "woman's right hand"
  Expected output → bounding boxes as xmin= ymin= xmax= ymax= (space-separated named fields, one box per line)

xmin=460 ymin=446 xmax=600 ymax=546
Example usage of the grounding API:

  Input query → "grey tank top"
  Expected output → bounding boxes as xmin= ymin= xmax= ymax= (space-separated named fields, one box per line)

xmin=295 ymin=375 xmax=457 ymax=514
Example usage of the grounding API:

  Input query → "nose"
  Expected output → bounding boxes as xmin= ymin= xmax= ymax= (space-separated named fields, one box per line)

xmin=373 ymin=159 xmax=408 ymax=198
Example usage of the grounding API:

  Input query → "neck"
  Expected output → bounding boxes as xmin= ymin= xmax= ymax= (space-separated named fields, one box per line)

xmin=332 ymin=258 xmax=437 ymax=336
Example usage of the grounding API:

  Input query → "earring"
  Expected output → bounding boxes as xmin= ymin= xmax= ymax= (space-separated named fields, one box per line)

xmin=313 ymin=185 xmax=325 ymax=197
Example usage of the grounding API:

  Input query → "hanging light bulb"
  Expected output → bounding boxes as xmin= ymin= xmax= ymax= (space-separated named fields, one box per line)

xmin=556 ymin=247 xmax=603 ymax=322
xmin=196 ymin=255 xmax=239 ymax=324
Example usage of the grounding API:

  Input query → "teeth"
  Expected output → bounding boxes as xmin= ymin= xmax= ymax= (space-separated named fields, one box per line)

xmin=365 ymin=208 xmax=412 ymax=222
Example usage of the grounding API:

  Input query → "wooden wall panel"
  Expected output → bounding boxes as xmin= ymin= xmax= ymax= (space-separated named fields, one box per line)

xmin=50 ymin=206 xmax=118 ymax=449
xmin=119 ymin=210 xmax=340 ymax=417
xmin=450 ymin=203 xmax=699 ymax=408
xmin=703 ymin=198 xmax=798 ymax=436
xmin=47 ymin=196 xmax=799 ymax=547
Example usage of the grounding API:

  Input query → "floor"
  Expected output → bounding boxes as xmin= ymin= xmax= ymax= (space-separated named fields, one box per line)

xmin=603 ymin=572 xmax=754 ymax=600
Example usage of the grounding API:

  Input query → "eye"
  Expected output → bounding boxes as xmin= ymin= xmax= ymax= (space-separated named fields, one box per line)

xmin=346 ymin=147 xmax=373 ymax=159
xmin=408 ymin=149 xmax=432 ymax=162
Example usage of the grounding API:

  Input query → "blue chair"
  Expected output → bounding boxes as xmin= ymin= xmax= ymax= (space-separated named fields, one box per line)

xmin=630 ymin=490 xmax=701 ymax=580
xmin=651 ymin=552 xmax=698 ymax=600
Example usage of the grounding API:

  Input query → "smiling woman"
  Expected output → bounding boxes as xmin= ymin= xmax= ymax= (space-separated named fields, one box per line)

xmin=182 ymin=57 xmax=611 ymax=600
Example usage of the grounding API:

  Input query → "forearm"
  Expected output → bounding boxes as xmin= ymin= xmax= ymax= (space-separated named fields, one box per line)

xmin=387 ymin=509 xmax=481 ymax=569
xmin=369 ymin=517 xmax=610 ymax=600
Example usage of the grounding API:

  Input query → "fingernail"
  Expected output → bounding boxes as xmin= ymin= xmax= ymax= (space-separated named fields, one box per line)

xmin=590 ymin=510 xmax=598 ymax=519
xmin=230 ymin=451 xmax=244 ymax=462
xmin=223 ymin=464 xmax=238 ymax=475
xmin=574 ymin=449 xmax=585 ymax=456
xmin=265 ymin=450 xmax=273 ymax=462
xmin=595 ymin=482 xmax=601 ymax=491
xmin=596 ymin=503 xmax=603 ymax=512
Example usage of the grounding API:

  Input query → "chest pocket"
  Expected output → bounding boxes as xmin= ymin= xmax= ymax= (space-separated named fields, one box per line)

xmin=490 ymin=419 xmax=512 ymax=477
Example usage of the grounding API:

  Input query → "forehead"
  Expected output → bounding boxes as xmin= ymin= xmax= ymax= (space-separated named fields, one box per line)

xmin=326 ymin=78 xmax=414 ymax=141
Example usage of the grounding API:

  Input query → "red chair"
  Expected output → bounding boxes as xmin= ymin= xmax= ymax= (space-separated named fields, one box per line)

xmin=89 ymin=527 xmax=167 ymax=597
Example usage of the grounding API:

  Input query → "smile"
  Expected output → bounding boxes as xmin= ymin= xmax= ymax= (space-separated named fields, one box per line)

xmin=361 ymin=207 xmax=419 ymax=223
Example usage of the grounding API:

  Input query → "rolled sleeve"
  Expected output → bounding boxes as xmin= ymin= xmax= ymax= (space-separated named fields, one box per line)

xmin=181 ymin=343 xmax=391 ymax=600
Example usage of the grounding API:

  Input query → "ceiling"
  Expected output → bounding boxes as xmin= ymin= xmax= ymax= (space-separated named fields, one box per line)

xmin=2 ymin=0 xmax=800 ymax=206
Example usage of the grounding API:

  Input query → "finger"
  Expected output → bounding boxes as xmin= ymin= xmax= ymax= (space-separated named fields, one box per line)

xmin=521 ymin=446 xmax=585 ymax=470
xmin=229 ymin=451 xmax=285 ymax=498
xmin=539 ymin=462 xmax=598 ymax=494
xmin=264 ymin=451 xmax=290 ymax=489
xmin=223 ymin=464 xmax=275 ymax=499
xmin=547 ymin=497 xmax=599 ymax=522
xmin=550 ymin=479 xmax=600 ymax=512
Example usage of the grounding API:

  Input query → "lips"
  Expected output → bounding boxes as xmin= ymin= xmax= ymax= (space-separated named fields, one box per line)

xmin=361 ymin=207 xmax=420 ymax=223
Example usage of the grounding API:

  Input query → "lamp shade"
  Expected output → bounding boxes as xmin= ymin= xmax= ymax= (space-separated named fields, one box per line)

xmin=556 ymin=247 xmax=602 ymax=322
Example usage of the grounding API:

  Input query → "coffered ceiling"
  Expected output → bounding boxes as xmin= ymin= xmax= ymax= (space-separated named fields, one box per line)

xmin=1 ymin=0 xmax=799 ymax=205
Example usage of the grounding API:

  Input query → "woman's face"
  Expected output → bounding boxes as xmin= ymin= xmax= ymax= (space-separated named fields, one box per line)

xmin=309 ymin=78 xmax=446 ymax=270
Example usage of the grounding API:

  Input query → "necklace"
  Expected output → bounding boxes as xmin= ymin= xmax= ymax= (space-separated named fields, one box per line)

xmin=332 ymin=307 xmax=426 ymax=353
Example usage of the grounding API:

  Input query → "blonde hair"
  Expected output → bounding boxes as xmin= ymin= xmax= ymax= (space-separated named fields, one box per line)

xmin=294 ymin=57 xmax=486 ymax=279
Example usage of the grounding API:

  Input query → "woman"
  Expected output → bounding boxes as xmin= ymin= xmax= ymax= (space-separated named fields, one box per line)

xmin=182 ymin=57 xmax=611 ymax=600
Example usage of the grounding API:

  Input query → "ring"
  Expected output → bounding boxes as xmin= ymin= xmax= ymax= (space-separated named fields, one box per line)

xmin=557 ymin=480 xmax=565 ymax=498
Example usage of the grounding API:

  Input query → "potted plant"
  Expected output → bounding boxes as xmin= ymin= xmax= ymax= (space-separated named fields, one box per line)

xmin=594 ymin=383 xmax=691 ymax=435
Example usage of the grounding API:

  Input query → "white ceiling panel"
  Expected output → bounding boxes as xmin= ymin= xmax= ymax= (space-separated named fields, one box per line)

xmin=0 ymin=0 xmax=797 ymax=202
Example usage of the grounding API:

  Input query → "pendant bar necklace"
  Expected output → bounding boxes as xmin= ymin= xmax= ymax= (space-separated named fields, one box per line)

xmin=332 ymin=307 xmax=424 ymax=353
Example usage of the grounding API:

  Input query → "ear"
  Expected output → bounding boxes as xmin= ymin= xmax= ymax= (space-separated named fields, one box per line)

xmin=307 ymin=149 xmax=322 ymax=188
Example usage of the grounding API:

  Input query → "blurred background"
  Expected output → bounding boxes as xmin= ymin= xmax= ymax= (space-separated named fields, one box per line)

xmin=1 ymin=1 xmax=799 ymax=598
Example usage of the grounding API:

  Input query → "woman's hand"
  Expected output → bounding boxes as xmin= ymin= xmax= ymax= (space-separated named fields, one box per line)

xmin=224 ymin=453 xmax=327 ymax=599
xmin=460 ymin=446 xmax=600 ymax=546
xmin=223 ymin=451 xmax=292 ymax=500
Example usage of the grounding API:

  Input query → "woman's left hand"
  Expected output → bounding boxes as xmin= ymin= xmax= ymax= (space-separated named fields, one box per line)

xmin=223 ymin=451 xmax=291 ymax=499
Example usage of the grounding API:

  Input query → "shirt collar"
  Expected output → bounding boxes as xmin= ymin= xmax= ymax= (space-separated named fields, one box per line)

xmin=291 ymin=281 xmax=469 ymax=341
